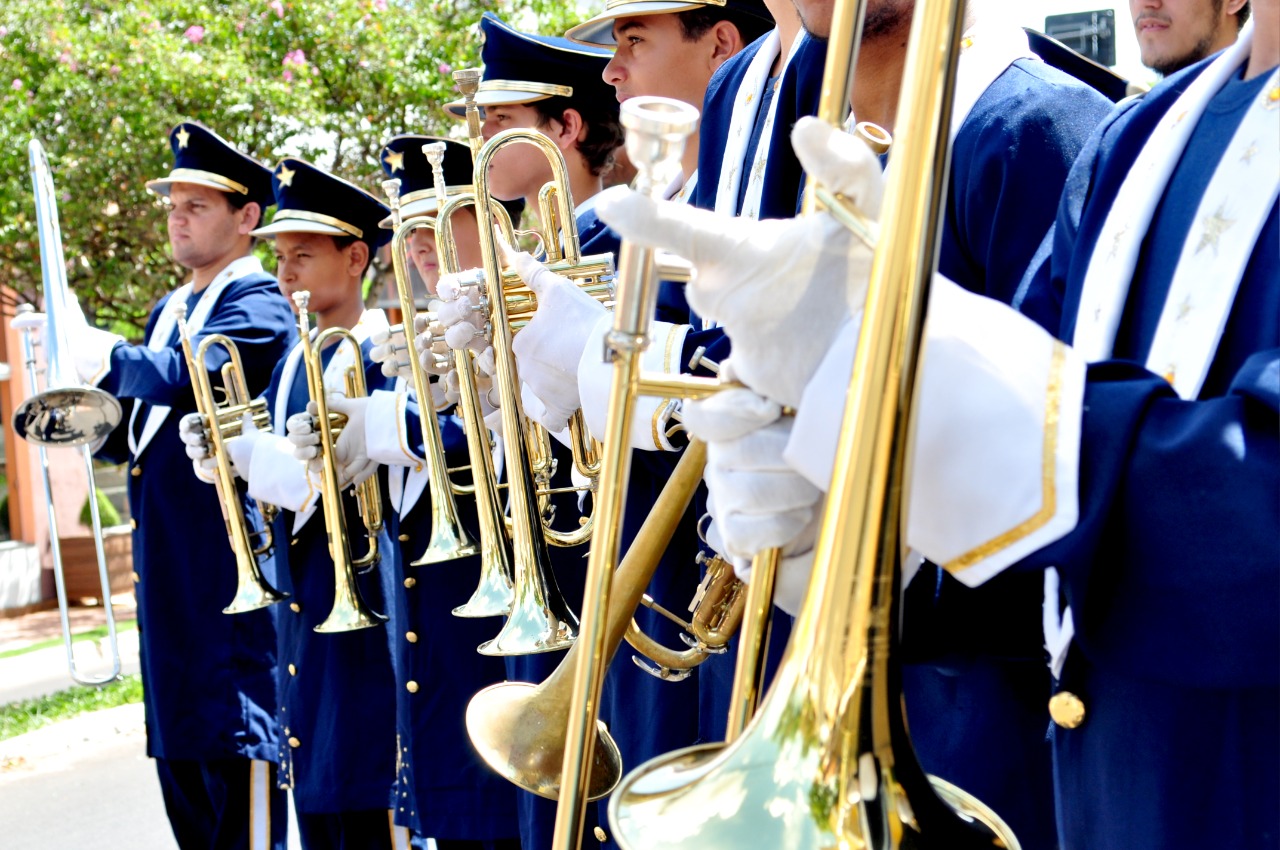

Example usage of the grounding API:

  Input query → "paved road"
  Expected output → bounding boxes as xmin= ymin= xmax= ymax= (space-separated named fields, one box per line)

xmin=0 ymin=630 xmax=142 ymax=705
xmin=0 ymin=704 xmax=302 ymax=849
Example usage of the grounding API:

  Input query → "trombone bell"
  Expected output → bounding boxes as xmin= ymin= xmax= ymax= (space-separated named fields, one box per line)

xmin=14 ymin=386 xmax=122 ymax=448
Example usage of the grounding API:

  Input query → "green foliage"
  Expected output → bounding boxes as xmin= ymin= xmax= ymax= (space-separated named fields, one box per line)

xmin=78 ymin=485 xmax=121 ymax=527
xmin=0 ymin=0 xmax=585 ymax=338
xmin=0 ymin=673 xmax=143 ymax=740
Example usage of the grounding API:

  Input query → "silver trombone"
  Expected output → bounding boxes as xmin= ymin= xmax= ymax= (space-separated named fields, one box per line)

xmin=12 ymin=139 xmax=124 ymax=686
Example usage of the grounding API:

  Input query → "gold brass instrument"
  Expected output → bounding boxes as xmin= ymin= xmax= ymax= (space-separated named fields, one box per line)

xmin=380 ymin=173 xmax=480 ymax=566
xmin=466 ymin=438 xmax=709 ymax=802
xmin=606 ymin=1 xmax=1021 ymax=848
xmin=12 ymin=139 xmax=123 ymax=686
xmin=175 ymin=303 xmax=288 ymax=613
xmin=417 ymin=140 xmax=519 ymax=619
xmin=292 ymin=290 xmax=387 ymax=634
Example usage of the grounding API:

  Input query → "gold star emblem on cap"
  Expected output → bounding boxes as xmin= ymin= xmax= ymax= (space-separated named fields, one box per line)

xmin=1194 ymin=202 xmax=1235 ymax=257
xmin=176 ymin=126 xmax=191 ymax=149
xmin=384 ymin=149 xmax=405 ymax=173
xmin=277 ymin=163 xmax=296 ymax=187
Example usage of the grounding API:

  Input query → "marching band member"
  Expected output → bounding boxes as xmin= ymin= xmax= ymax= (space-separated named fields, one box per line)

xmin=598 ymin=4 xmax=1279 ymax=847
xmin=370 ymin=133 xmax=523 ymax=850
xmin=1131 ymin=0 xmax=1251 ymax=76
xmin=188 ymin=157 xmax=401 ymax=849
xmin=70 ymin=122 xmax=293 ymax=850
xmin=587 ymin=0 xmax=1126 ymax=844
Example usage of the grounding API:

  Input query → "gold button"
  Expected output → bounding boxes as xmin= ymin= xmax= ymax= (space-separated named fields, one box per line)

xmin=131 ymin=466 xmax=141 ymax=477
xmin=290 ymin=602 xmax=302 ymax=613
xmin=403 ymin=577 xmax=417 ymax=589
xmin=406 ymin=681 xmax=419 ymax=694
xmin=288 ymin=664 xmax=297 ymax=676
xmin=1049 ymin=691 xmax=1086 ymax=729
xmin=291 ymin=538 xmax=299 ymax=546
xmin=288 ymin=736 xmax=301 ymax=748
xmin=398 ymin=533 xmax=410 ymax=542
xmin=131 ymin=571 xmax=140 ymax=583
xmin=594 ymin=826 xmax=608 ymax=843
xmin=405 ymin=631 xmax=418 ymax=644
xmin=130 ymin=518 xmax=138 ymax=529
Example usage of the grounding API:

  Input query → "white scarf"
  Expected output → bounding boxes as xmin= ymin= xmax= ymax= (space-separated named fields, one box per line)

xmin=129 ymin=255 xmax=263 ymax=457
xmin=1072 ymin=22 xmax=1277 ymax=399
xmin=273 ymin=308 xmax=389 ymax=533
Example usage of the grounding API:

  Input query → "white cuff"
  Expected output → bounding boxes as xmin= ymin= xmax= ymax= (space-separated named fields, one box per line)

xmin=577 ymin=317 xmax=690 ymax=452
xmin=364 ymin=389 xmax=425 ymax=470
xmin=785 ymin=274 xmax=1085 ymax=588
xmin=247 ymin=434 xmax=317 ymax=513
xmin=78 ymin=328 xmax=124 ymax=387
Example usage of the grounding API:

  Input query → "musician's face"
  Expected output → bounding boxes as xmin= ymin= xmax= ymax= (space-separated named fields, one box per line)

xmin=272 ymin=232 xmax=367 ymax=314
xmin=793 ymin=0 xmax=913 ymax=39
xmin=406 ymin=209 xmax=482 ymax=296
xmin=605 ymin=14 xmax=737 ymax=106
xmin=165 ymin=184 xmax=257 ymax=271
xmin=481 ymin=103 xmax=555 ymax=202
xmin=1130 ymin=0 xmax=1240 ymax=76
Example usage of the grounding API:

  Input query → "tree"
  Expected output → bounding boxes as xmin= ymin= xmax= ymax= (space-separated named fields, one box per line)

xmin=0 ymin=0 xmax=583 ymax=337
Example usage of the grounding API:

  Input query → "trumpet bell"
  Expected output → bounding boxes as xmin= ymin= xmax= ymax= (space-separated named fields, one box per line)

xmin=475 ymin=571 xmax=577 ymax=655
xmin=15 ymin=386 xmax=122 ymax=447
xmin=466 ymin=680 xmax=623 ymax=801
xmin=222 ymin=575 xmax=288 ymax=615
xmin=452 ymin=543 xmax=515 ymax=618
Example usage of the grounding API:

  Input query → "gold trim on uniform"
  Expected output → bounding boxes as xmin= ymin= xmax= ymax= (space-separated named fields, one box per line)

xmin=945 ymin=341 xmax=1067 ymax=573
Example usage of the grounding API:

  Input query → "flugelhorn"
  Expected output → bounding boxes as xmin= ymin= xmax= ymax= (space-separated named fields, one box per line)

xmin=175 ymin=302 xmax=289 ymax=614
xmin=381 ymin=172 xmax=480 ymax=566
xmin=607 ymin=1 xmax=1021 ymax=847
xmin=293 ymin=290 xmax=387 ymax=634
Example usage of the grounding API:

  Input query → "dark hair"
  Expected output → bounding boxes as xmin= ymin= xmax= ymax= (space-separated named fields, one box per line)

xmin=1237 ymin=1 xmax=1251 ymax=28
xmin=224 ymin=191 xmax=265 ymax=230
xmin=330 ymin=234 xmax=375 ymax=277
xmin=531 ymin=95 xmax=624 ymax=178
xmin=677 ymin=7 xmax=772 ymax=47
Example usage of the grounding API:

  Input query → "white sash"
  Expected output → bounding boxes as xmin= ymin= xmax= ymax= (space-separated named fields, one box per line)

xmin=274 ymin=308 xmax=388 ymax=533
xmin=713 ymin=29 xmax=803 ymax=219
xmin=1072 ymin=23 xmax=1276 ymax=401
xmin=128 ymin=255 xmax=263 ymax=457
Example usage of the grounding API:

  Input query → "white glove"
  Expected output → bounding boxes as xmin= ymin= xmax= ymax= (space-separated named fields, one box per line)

xmin=411 ymin=312 xmax=453 ymax=377
xmin=685 ymin=380 xmax=823 ymax=562
xmin=503 ymin=244 xmax=605 ymax=433
xmin=370 ymin=324 xmax=411 ymax=380
xmin=704 ymin=513 xmax=819 ymax=618
xmin=289 ymin=395 xmax=378 ymax=491
xmin=223 ymin=412 xmax=264 ymax=481
xmin=178 ymin=412 xmax=218 ymax=484
xmin=595 ymin=116 xmax=883 ymax=409
xmin=431 ymin=269 xmax=491 ymax=355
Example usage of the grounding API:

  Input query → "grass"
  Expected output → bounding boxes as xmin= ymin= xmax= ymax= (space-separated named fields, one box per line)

xmin=0 ymin=618 xmax=137 ymax=661
xmin=0 ymin=673 xmax=143 ymax=741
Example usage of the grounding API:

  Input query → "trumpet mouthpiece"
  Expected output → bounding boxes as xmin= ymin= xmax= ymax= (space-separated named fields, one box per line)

xmin=382 ymin=178 xmax=402 ymax=205
xmin=619 ymin=97 xmax=699 ymax=197
xmin=453 ymin=67 xmax=482 ymax=96
xmin=292 ymin=291 xmax=310 ymax=311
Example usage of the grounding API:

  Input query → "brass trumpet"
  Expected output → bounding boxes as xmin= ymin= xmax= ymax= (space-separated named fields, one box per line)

xmin=293 ymin=290 xmax=387 ymax=634
xmin=381 ymin=173 xmax=480 ymax=567
xmin=175 ymin=303 xmax=288 ymax=614
xmin=607 ymin=1 xmax=1021 ymax=848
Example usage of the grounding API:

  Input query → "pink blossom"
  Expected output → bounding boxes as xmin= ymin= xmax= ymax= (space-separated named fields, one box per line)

xmin=109 ymin=65 xmax=121 ymax=76
xmin=282 ymin=69 xmax=294 ymax=83
xmin=438 ymin=62 xmax=452 ymax=75
xmin=58 ymin=49 xmax=77 ymax=71
xmin=236 ymin=20 xmax=246 ymax=33
xmin=0 ymin=26 xmax=9 ymax=37
xmin=358 ymin=59 xmax=370 ymax=69
xmin=371 ymin=0 xmax=387 ymax=10
xmin=11 ymin=78 xmax=22 ymax=91
xmin=282 ymin=48 xmax=307 ymax=67
xmin=183 ymin=25 xmax=205 ymax=44
xmin=269 ymin=0 xmax=284 ymax=19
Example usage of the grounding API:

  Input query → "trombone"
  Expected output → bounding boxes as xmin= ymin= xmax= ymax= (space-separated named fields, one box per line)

xmin=292 ymin=290 xmax=387 ymax=633
xmin=174 ymin=303 xmax=288 ymax=614
xmin=12 ymin=139 xmax=124 ymax=686
xmin=607 ymin=1 xmax=1021 ymax=847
